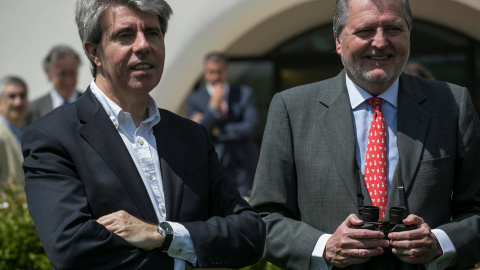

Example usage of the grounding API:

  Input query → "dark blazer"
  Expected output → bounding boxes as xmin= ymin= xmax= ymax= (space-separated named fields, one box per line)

xmin=23 ymin=88 xmax=265 ymax=269
xmin=187 ymin=85 xmax=258 ymax=196
xmin=250 ymin=71 xmax=480 ymax=270
xmin=23 ymin=90 xmax=82 ymax=126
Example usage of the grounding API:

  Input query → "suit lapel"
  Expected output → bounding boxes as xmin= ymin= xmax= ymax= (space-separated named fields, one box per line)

xmin=155 ymin=110 xmax=184 ymax=222
xmin=77 ymin=88 xmax=158 ymax=223
xmin=388 ymin=74 xmax=430 ymax=208
xmin=318 ymin=71 xmax=363 ymax=206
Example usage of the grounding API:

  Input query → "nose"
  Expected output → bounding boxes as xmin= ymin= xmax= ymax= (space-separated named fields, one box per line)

xmin=12 ymin=95 xmax=26 ymax=107
xmin=372 ymin=29 xmax=388 ymax=49
xmin=212 ymin=72 xmax=221 ymax=81
xmin=133 ymin=31 xmax=151 ymax=54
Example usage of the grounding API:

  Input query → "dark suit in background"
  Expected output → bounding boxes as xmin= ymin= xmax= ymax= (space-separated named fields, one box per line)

xmin=23 ymin=88 xmax=265 ymax=269
xmin=187 ymin=85 xmax=258 ymax=197
xmin=23 ymin=90 xmax=81 ymax=126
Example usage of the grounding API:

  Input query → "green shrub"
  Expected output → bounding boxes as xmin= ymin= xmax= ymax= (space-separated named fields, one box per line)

xmin=0 ymin=180 xmax=51 ymax=270
xmin=240 ymin=258 xmax=281 ymax=270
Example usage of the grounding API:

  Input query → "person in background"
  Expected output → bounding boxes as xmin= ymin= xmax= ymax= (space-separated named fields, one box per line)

xmin=22 ymin=0 xmax=265 ymax=269
xmin=23 ymin=44 xmax=82 ymax=125
xmin=250 ymin=0 xmax=480 ymax=269
xmin=0 ymin=76 xmax=28 ymax=188
xmin=187 ymin=52 xmax=258 ymax=197
xmin=404 ymin=61 xmax=435 ymax=80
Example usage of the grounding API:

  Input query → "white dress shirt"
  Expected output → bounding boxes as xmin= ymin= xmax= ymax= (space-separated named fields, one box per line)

xmin=310 ymin=75 xmax=456 ymax=270
xmin=50 ymin=88 xmax=79 ymax=109
xmin=90 ymin=81 xmax=197 ymax=269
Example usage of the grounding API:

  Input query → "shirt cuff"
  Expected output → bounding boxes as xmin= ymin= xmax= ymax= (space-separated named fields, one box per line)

xmin=166 ymin=222 xmax=197 ymax=266
xmin=310 ymin=234 xmax=334 ymax=270
xmin=425 ymin=229 xmax=456 ymax=270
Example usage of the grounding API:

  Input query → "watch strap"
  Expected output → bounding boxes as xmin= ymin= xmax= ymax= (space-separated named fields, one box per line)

xmin=158 ymin=222 xmax=173 ymax=252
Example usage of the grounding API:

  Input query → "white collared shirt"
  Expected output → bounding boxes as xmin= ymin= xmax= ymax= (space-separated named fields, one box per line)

xmin=50 ymin=88 xmax=79 ymax=109
xmin=90 ymin=81 xmax=197 ymax=269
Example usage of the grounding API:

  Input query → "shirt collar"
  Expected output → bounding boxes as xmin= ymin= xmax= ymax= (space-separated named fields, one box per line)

xmin=89 ymin=80 xmax=160 ymax=130
xmin=0 ymin=116 xmax=22 ymax=144
xmin=50 ymin=88 xmax=78 ymax=108
xmin=346 ymin=75 xmax=399 ymax=110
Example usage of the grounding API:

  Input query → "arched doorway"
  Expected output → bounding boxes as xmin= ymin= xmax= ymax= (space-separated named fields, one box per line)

xmin=213 ymin=20 xmax=480 ymax=144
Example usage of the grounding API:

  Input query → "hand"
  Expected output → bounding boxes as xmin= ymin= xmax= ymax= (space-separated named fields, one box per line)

xmin=208 ymin=82 xmax=225 ymax=109
xmin=190 ymin=112 xmax=204 ymax=123
xmin=96 ymin=210 xmax=164 ymax=250
xmin=324 ymin=214 xmax=389 ymax=268
xmin=388 ymin=214 xmax=443 ymax=264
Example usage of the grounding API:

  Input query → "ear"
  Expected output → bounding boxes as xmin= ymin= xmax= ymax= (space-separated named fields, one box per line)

xmin=84 ymin=42 xmax=102 ymax=68
xmin=45 ymin=66 xmax=54 ymax=81
xmin=334 ymin=33 xmax=342 ymax=56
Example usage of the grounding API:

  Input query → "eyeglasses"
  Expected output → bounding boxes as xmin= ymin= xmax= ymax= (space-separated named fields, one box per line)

xmin=4 ymin=93 xmax=27 ymax=100
xmin=54 ymin=71 xmax=78 ymax=79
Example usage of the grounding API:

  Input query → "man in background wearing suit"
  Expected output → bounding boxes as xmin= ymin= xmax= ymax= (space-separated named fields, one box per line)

xmin=23 ymin=0 xmax=265 ymax=269
xmin=250 ymin=0 xmax=480 ymax=269
xmin=23 ymin=45 xmax=82 ymax=125
xmin=0 ymin=76 xmax=28 ymax=188
xmin=187 ymin=52 xmax=258 ymax=197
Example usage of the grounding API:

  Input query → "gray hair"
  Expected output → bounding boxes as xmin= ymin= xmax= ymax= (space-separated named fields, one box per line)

xmin=204 ymin=51 xmax=229 ymax=65
xmin=43 ymin=45 xmax=81 ymax=71
xmin=75 ymin=0 xmax=173 ymax=77
xmin=0 ymin=76 xmax=28 ymax=97
xmin=333 ymin=0 xmax=412 ymax=39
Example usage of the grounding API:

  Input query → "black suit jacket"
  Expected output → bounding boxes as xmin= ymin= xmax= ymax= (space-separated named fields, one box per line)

xmin=23 ymin=88 xmax=265 ymax=269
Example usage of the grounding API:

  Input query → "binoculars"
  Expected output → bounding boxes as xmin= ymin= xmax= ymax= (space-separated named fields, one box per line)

xmin=352 ymin=206 xmax=416 ymax=237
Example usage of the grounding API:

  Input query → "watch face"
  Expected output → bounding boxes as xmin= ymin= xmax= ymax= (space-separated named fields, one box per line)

xmin=160 ymin=222 xmax=173 ymax=235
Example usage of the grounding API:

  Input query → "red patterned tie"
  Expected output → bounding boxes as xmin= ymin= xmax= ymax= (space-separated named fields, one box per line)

xmin=364 ymin=97 xmax=388 ymax=220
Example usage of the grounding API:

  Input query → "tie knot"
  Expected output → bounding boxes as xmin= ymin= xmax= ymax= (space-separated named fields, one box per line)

xmin=367 ymin=97 xmax=383 ymax=112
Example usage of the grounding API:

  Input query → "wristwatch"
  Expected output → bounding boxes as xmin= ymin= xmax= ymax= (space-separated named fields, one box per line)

xmin=157 ymin=222 xmax=173 ymax=252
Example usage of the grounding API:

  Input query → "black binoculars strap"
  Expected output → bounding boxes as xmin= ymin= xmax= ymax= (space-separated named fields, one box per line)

xmin=355 ymin=158 xmax=409 ymax=215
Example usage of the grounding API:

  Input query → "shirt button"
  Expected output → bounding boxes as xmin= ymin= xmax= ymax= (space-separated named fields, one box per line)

xmin=113 ymin=121 xmax=118 ymax=128
xmin=146 ymin=173 xmax=152 ymax=180
xmin=139 ymin=139 xmax=144 ymax=145
xmin=124 ymin=115 xmax=129 ymax=120
xmin=159 ymin=205 xmax=166 ymax=216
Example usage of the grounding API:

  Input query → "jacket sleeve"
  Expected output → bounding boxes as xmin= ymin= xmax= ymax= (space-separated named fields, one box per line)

xmin=22 ymin=124 xmax=170 ymax=270
xmin=187 ymin=91 xmax=221 ymax=134
xmin=218 ymin=86 xmax=258 ymax=141
xmin=181 ymin=125 xmax=265 ymax=269
xmin=249 ymin=93 xmax=324 ymax=270
xmin=437 ymin=85 xmax=480 ymax=269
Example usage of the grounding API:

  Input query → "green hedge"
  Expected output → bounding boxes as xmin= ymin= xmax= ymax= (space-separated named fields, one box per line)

xmin=0 ymin=181 xmax=51 ymax=270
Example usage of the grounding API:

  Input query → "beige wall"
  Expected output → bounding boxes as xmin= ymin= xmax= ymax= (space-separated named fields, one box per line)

xmin=1 ymin=0 xmax=479 ymax=113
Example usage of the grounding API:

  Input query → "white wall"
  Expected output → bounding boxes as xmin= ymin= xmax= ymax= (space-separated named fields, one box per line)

xmin=0 ymin=1 xmax=91 ymax=100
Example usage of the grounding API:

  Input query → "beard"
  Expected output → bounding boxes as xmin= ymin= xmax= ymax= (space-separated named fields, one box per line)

xmin=341 ymin=48 xmax=409 ymax=91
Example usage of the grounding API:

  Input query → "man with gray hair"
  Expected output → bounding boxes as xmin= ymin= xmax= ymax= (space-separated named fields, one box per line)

xmin=251 ymin=0 xmax=480 ymax=269
xmin=23 ymin=0 xmax=265 ymax=269
xmin=23 ymin=44 xmax=82 ymax=125
xmin=187 ymin=52 xmax=259 ymax=198
xmin=0 ymin=76 xmax=27 ymax=187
